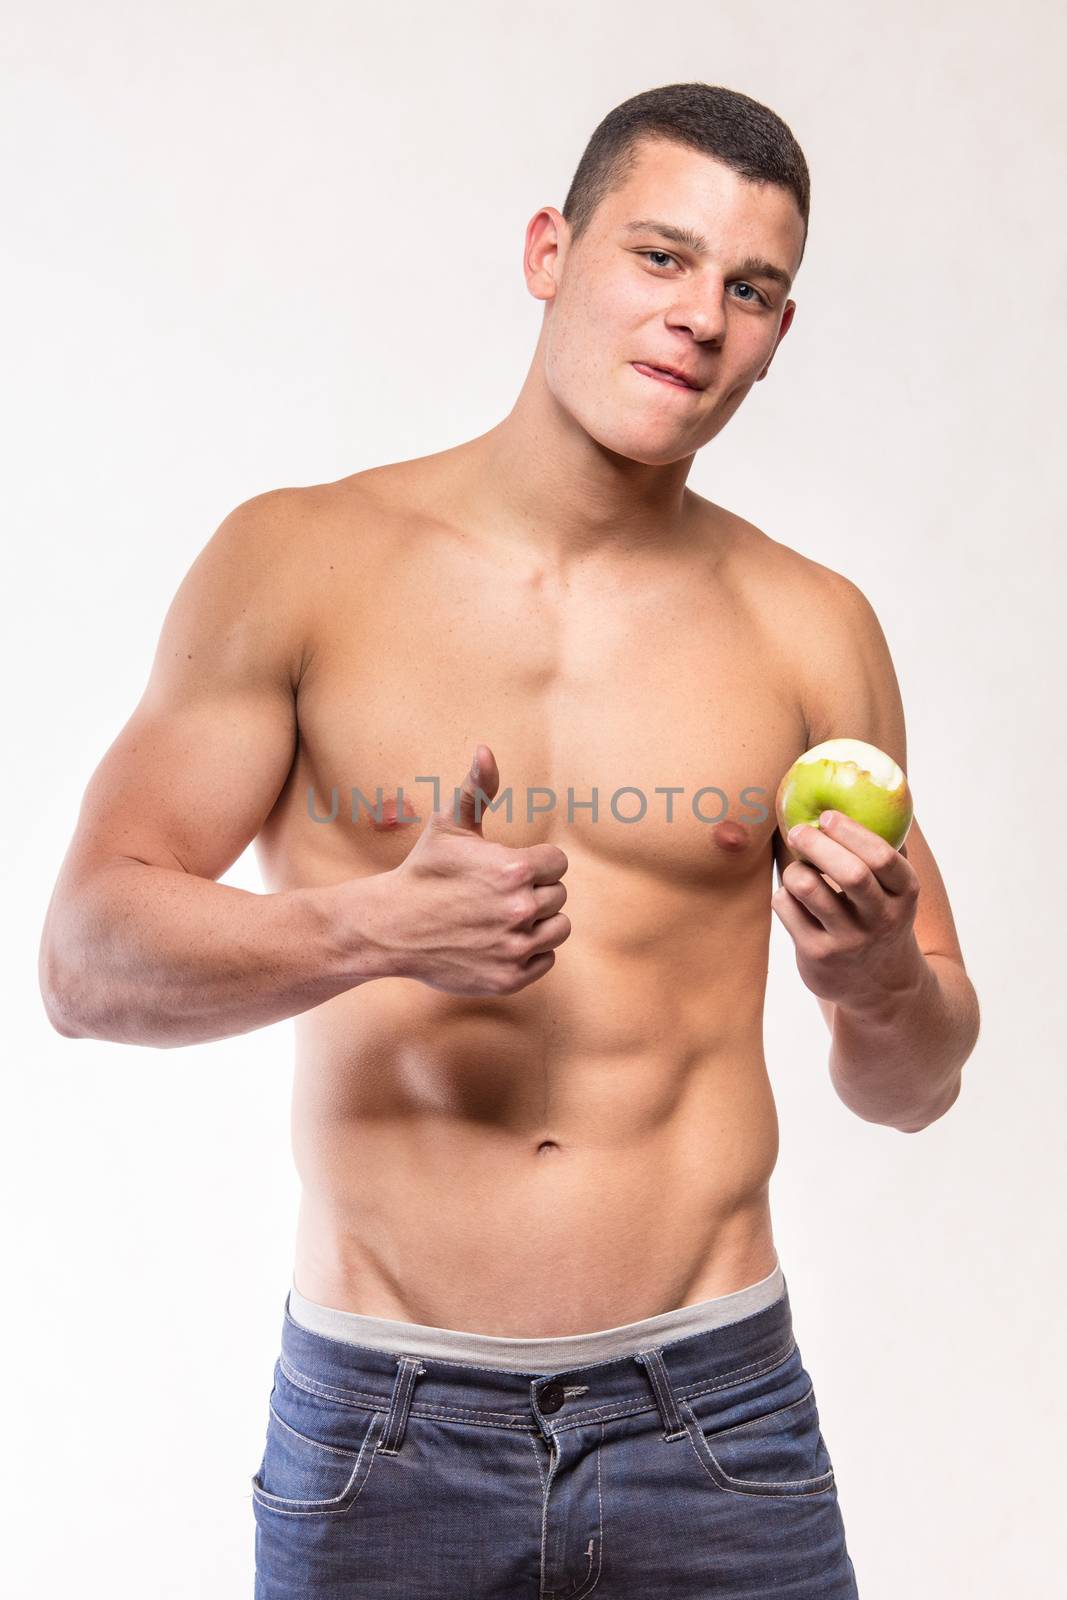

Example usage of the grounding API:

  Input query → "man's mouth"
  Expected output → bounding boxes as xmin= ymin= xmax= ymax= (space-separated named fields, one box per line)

xmin=631 ymin=362 xmax=702 ymax=392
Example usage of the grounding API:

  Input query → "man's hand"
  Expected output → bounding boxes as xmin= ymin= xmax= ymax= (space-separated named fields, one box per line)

xmin=376 ymin=743 xmax=571 ymax=997
xmin=771 ymin=808 xmax=926 ymax=1015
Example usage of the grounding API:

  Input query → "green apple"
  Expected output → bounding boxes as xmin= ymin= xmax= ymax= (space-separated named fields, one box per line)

xmin=775 ymin=737 xmax=913 ymax=850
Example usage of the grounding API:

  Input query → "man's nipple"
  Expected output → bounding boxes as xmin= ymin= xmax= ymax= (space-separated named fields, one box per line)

xmin=711 ymin=820 xmax=750 ymax=852
xmin=368 ymin=794 xmax=419 ymax=831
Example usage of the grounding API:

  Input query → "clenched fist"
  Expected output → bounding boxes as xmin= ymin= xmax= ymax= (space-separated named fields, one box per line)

xmin=379 ymin=744 xmax=571 ymax=996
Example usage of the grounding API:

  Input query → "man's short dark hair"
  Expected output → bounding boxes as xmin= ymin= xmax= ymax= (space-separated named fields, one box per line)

xmin=562 ymin=83 xmax=810 ymax=264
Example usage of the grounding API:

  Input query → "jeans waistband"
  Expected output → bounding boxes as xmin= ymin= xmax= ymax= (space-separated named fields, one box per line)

xmin=276 ymin=1263 xmax=795 ymax=1441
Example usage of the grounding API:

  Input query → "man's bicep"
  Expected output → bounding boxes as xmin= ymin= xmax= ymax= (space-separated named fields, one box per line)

xmin=68 ymin=678 xmax=299 ymax=886
xmin=55 ymin=493 xmax=305 ymax=890
xmin=801 ymin=571 xmax=908 ymax=778
xmin=802 ymin=570 xmax=968 ymax=968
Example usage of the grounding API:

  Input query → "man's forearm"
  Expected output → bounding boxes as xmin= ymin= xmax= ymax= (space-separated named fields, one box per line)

xmin=828 ymin=951 xmax=980 ymax=1133
xmin=39 ymin=862 xmax=398 ymax=1048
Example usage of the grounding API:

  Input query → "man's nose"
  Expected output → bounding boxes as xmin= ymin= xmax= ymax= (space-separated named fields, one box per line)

xmin=665 ymin=284 xmax=728 ymax=344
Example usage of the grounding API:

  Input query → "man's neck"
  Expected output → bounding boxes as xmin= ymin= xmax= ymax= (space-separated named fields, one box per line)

xmin=455 ymin=363 xmax=699 ymax=569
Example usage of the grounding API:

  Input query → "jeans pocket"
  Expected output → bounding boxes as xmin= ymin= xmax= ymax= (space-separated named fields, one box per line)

xmin=681 ymin=1381 xmax=837 ymax=1498
xmin=251 ymin=1363 xmax=384 ymax=1516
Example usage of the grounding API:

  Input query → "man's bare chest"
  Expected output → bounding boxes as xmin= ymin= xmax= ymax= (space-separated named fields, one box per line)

xmin=258 ymin=511 xmax=808 ymax=893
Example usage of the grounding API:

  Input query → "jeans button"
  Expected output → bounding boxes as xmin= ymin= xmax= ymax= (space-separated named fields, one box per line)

xmin=538 ymin=1380 xmax=566 ymax=1414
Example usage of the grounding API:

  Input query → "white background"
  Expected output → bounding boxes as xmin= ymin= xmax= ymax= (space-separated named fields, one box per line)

xmin=4 ymin=1 xmax=1064 ymax=1594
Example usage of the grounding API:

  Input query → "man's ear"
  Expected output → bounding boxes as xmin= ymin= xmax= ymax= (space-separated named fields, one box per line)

xmin=524 ymin=207 xmax=568 ymax=303
xmin=757 ymin=299 xmax=796 ymax=381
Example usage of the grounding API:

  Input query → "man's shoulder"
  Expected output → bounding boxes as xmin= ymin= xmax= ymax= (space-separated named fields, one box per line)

xmin=305 ymin=458 xmax=449 ymax=548
xmin=223 ymin=464 xmax=419 ymax=567
xmin=241 ymin=467 xmax=399 ymax=527
xmin=689 ymin=493 xmax=862 ymax=612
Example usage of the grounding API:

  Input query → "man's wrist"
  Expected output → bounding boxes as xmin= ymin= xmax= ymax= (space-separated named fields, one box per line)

xmin=306 ymin=871 xmax=409 ymax=987
xmin=834 ymin=937 xmax=932 ymax=1027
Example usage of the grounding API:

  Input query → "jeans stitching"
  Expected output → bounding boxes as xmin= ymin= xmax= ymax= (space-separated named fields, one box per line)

xmin=570 ymin=1423 xmax=605 ymax=1598
xmin=526 ymin=1430 xmax=547 ymax=1496
xmin=279 ymin=1354 xmax=529 ymax=1422
xmin=251 ymin=1411 xmax=381 ymax=1514
xmin=691 ymin=1382 xmax=818 ymax=1442
xmin=379 ymin=1355 xmax=420 ymax=1456
xmin=277 ymin=1336 xmax=797 ymax=1433
xmin=546 ymin=1424 xmax=605 ymax=1600
xmin=678 ymin=1396 xmax=837 ymax=1497
xmin=267 ymin=1399 xmax=364 ymax=1459
xmin=539 ymin=1433 xmax=561 ymax=1600
xmin=549 ymin=1339 xmax=798 ymax=1434
xmin=679 ymin=1335 xmax=798 ymax=1395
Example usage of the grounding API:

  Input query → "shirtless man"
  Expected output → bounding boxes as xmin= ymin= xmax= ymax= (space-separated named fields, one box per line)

xmin=39 ymin=82 xmax=979 ymax=1598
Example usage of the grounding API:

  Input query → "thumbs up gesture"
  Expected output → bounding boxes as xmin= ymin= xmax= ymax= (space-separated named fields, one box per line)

xmin=386 ymin=745 xmax=571 ymax=996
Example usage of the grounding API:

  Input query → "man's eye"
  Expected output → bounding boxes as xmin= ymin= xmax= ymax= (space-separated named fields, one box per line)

xmin=639 ymin=253 xmax=768 ymax=306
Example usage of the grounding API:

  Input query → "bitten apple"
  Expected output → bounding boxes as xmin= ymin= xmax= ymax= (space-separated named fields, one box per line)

xmin=775 ymin=737 xmax=913 ymax=850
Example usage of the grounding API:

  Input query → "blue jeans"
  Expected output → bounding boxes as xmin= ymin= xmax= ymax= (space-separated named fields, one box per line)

xmin=251 ymin=1266 xmax=859 ymax=1596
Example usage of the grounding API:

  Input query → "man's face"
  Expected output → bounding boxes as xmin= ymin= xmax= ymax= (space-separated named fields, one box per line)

xmin=531 ymin=139 xmax=804 ymax=466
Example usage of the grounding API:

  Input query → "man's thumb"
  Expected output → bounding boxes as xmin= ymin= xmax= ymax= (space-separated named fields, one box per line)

xmin=447 ymin=743 xmax=498 ymax=832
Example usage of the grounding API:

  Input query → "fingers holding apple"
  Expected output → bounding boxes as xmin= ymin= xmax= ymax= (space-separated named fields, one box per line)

xmin=775 ymin=737 xmax=913 ymax=852
xmin=774 ymin=734 xmax=913 ymax=903
xmin=771 ymin=738 xmax=923 ymax=1006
